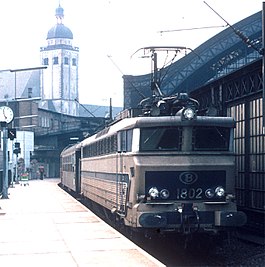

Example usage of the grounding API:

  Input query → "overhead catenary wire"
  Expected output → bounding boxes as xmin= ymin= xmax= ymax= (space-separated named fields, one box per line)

xmin=159 ymin=25 xmax=227 ymax=35
xmin=107 ymin=55 xmax=147 ymax=99
xmin=75 ymin=98 xmax=96 ymax=117
xmin=203 ymin=1 xmax=263 ymax=55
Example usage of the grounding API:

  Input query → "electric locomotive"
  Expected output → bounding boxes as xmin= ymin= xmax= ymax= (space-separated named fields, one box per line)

xmin=77 ymin=96 xmax=246 ymax=235
xmin=60 ymin=46 xmax=246 ymax=236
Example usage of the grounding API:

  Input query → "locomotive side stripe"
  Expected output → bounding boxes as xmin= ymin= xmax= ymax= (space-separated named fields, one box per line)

xmin=82 ymin=170 xmax=129 ymax=183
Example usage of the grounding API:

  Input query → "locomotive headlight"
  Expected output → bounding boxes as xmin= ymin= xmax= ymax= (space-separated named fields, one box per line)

xmin=160 ymin=189 xmax=170 ymax=199
xmin=183 ymin=108 xmax=195 ymax=120
xmin=148 ymin=187 xmax=159 ymax=199
xmin=215 ymin=186 xmax=225 ymax=197
xmin=205 ymin=188 xmax=215 ymax=198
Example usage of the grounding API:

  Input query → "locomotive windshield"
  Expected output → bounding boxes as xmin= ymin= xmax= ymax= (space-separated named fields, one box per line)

xmin=193 ymin=126 xmax=231 ymax=151
xmin=140 ymin=127 xmax=181 ymax=151
xmin=139 ymin=125 xmax=231 ymax=152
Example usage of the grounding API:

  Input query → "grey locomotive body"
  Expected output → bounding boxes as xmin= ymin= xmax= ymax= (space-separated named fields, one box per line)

xmin=61 ymin=106 xmax=246 ymax=235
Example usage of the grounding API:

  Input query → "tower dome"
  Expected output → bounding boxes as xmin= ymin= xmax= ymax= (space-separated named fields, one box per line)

xmin=46 ymin=4 xmax=73 ymax=40
xmin=47 ymin=24 xmax=73 ymax=39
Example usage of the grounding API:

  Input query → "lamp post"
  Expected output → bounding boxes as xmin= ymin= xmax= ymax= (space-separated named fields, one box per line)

xmin=1 ymin=124 xmax=8 ymax=198
xmin=0 ymin=106 xmax=14 ymax=199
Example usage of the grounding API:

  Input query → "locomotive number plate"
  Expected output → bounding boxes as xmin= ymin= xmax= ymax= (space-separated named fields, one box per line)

xmin=176 ymin=188 xmax=203 ymax=200
xmin=145 ymin=170 xmax=226 ymax=201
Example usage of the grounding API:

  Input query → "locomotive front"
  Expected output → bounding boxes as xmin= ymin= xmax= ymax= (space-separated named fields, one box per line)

xmin=124 ymin=101 xmax=247 ymax=234
xmin=119 ymin=46 xmax=247 ymax=235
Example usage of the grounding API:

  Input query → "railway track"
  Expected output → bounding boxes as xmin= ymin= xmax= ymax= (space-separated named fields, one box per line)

xmin=63 ymin=185 xmax=264 ymax=266
xmin=128 ymin=232 xmax=265 ymax=266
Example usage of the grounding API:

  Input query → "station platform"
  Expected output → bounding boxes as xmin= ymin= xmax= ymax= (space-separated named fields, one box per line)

xmin=0 ymin=179 xmax=164 ymax=267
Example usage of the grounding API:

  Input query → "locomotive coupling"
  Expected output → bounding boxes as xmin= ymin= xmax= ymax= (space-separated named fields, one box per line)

xmin=179 ymin=204 xmax=200 ymax=234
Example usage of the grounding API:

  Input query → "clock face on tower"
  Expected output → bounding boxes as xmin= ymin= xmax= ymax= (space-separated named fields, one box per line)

xmin=0 ymin=106 xmax=14 ymax=124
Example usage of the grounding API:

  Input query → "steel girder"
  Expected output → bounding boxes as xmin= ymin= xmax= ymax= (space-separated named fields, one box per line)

xmin=124 ymin=11 xmax=262 ymax=109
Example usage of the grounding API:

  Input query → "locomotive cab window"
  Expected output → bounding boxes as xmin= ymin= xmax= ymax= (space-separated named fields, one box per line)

xmin=117 ymin=129 xmax=133 ymax=152
xmin=193 ymin=126 xmax=231 ymax=151
xmin=140 ymin=127 xmax=181 ymax=151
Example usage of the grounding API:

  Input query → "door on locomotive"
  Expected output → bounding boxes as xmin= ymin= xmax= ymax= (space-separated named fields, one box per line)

xmin=115 ymin=130 xmax=132 ymax=216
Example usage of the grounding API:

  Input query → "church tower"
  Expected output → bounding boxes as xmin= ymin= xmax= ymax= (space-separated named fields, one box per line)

xmin=40 ymin=4 xmax=79 ymax=116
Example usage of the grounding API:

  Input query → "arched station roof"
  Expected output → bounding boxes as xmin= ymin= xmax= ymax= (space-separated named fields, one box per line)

xmin=124 ymin=11 xmax=262 ymax=108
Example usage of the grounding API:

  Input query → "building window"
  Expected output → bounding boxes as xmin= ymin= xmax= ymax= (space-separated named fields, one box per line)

xmin=40 ymin=117 xmax=50 ymax=128
xmin=72 ymin=58 xmax=77 ymax=66
xmin=43 ymin=58 xmax=49 ymax=65
xmin=64 ymin=57 xmax=69 ymax=65
xmin=53 ymin=57 xmax=59 ymax=64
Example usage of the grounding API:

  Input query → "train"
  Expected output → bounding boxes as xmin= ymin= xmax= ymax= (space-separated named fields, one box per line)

xmin=60 ymin=47 xmax=247 ymax=238
xmin=60 ymin=94 xmax=247 ymax=237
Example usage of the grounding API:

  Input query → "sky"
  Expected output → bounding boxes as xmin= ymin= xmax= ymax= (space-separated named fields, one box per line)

xmin=0 ymin=0 xmax=263 ymax=107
